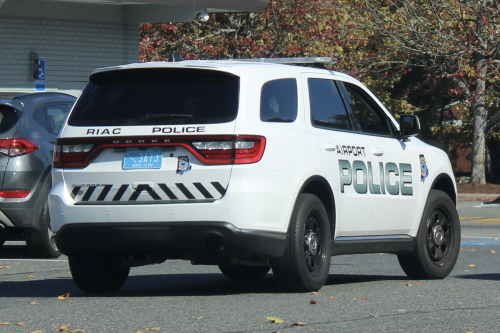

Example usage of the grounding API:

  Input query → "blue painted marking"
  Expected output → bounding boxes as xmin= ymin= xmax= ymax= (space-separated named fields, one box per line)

xmin=461 ymin=242 xmax=500 ymax=246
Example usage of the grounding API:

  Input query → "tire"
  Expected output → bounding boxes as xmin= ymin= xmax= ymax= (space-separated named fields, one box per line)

xmin=218 ymin=264 xmax=271 ymax=280
xmin=69 ymin=256 xmax=130 ymax=293
xmin=27 ymin=200 xmax=61 ymax=258
xmin=398 ymin=189 xmax=460 ymax=279
xmin=271 ymin=193 xmax=331 ymax=292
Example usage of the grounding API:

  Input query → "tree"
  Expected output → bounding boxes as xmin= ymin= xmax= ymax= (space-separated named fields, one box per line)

xmin=338 ymin=0 xmax=500 ymax=184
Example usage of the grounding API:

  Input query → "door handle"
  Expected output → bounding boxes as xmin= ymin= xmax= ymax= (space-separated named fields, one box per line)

xmin=371 ymin=148 xmax=384 ymax=156
xmin=324 ymin=144 xmax=336 ymax=152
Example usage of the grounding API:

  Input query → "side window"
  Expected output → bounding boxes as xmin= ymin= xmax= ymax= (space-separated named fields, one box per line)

xmin=32 ymin=106 xmax=47 ymax=129
xmin=46 ymin=104 xmax=70 ymax=135
xmin=343 ymin=83 xmax=391 ymax=136
xmin=0 ymin=106 xmax=19 ymax=133
xmin=308 ymin=78 xmax=352 ymax=130
xmin=260 ymin=79 xmax=298 ymax=122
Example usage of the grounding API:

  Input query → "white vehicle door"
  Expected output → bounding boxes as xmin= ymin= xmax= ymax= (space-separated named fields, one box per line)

xmin=339 ymin=81 xmax=420 ymax=235
xmin=302 ymin=75 xmax=375 ymax=237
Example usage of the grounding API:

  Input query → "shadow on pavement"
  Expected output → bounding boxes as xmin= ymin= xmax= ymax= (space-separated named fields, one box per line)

xmin=0 ymin=243 xmax=40 ymax=259
xmin=455 ymin=273 xmax=500 ymax=281
xmin=0 ymin=272 xmax=408 ymax=298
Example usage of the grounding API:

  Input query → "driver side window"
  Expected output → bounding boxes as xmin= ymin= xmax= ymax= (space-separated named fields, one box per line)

xmin=343 ymin=83 xmax=391 ymax=136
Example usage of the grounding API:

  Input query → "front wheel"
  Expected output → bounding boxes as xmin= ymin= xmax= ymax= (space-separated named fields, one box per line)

xmin=218 ymin=264 xmax=271 ymax=280
xmin=398 ymin=190 xmax=460 ymax=279
xmin=69 ymin=256 xmax=130 ymax=293
xmin=271 ymin=193 xmax=331 ymax=292
xmin=26 ymin=201 xmax=61 ymax=258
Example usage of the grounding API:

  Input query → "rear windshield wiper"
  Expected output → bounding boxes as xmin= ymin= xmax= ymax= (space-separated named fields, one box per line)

xmin=140 ymin=114 xmax=193 ymax=121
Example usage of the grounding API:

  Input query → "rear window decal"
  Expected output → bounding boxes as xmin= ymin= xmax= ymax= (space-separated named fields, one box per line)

xmin=176 ymin=156 xmax=192 ymax=175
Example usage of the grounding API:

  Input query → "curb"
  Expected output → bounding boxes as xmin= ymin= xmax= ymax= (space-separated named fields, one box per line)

xmin=457 ymin=193 xmax=500 ymax=202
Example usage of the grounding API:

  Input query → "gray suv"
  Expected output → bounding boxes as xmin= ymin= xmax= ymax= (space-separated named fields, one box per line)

xmin=0 ymin=92 xmax=76 ymax=257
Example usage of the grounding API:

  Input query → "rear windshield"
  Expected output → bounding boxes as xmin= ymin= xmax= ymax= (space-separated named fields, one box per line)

xmin=68 ymin=68 xmax=240 ymax=126
xmin=0 ymin=106 xmax=19 ymax=133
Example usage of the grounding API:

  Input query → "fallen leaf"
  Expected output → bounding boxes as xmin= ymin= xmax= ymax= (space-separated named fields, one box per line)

xmin=135 ymin=331 xmax=143 ymax=333
xmin=329 ymin=296 xmax=335 ymax=299
xmin=464 ymin=270 xmax=470 ymax=272
xmin=0 ymin=322 xmax=9 ymax=325
xmin=291 ymin=322 xmax=307 ymax=326
xmin=415 ymin=283 xmax=421 ymax=286
xmin=359 ymin=297 xmax=368 ymax=300
xmin=309 ymin=299 xmax=318 ymax=305
xmin=308 ymin=291 xmax=319 ymax=295
xmin=490 ymin=250 xmax=496 ymax=254
xmin=59 ymin=324 xmax=70 ymax=332
xmin=311 ymin=329 xmax=323 ymax=331
xmin=30 ymin=302 xmax=38 ymax=305
xmin=144 ymin=328 xmax=160 ymax=331
xmin=370 ymin=315 xmax=379 ymax=318
xmin=266 ymin=317 xmax=284 ymax=324
xmin=352 ymin=265 xmax=358 ymax=267
xmin=426 ymin=307 xmax=432 ymax=309
xmin=58 ymin=293 xmax=70 ymax=300
xmin=16 ymin=322 xmax=26 ymax=326
xmin=68 ymin=330 xmax=86 ymax=333
xmin=27 ymin=275 xmax=35 ymax=278
xmin=30 ymin=331 xmax=43 ymax=333
xmin=0 ymin=266 xmax=9 ymax=269
xmin=398 ymin=309 xmax=406 ymax=312
xmin=469 ymin=265 xmax=475 ymax=267
xmin=406 ymin=283 xmax=412 ymax=287
xmin=195 ymin=316 xmax=203 ymax=320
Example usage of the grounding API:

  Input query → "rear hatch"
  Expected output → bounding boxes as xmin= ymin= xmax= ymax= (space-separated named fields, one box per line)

xmin=56 ymin=67 xmax=264 ymax=205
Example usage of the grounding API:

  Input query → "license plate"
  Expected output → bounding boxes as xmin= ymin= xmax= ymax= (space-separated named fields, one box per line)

xmin=123 ymin=148 xmax=162 ymax=169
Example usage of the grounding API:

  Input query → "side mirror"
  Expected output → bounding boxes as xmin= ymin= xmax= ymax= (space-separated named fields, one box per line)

xmin=399 ymin=114 xmax=420 ymax=140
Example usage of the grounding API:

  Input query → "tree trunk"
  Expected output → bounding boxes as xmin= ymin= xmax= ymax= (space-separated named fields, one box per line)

xmin=470 ymin=58 xmax=488 ymax=184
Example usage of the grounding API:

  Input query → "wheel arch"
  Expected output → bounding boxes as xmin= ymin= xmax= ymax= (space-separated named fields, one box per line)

xmin=296 ymin=175 xmax=335 ymax=239
xmin=430 ymin=173 xmax=456 ymax=206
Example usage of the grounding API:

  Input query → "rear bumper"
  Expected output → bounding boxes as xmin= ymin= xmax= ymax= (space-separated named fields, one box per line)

xmin=55 ymin=222 xmax=287 ymax=259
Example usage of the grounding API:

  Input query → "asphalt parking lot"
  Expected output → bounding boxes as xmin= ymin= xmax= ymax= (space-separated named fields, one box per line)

xmin=0 ymin=200 xmax=499 ymax=333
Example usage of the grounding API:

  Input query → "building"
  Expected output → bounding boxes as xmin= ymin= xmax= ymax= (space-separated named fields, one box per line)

xmin=0 ymin=0 xmax=267 ymax=98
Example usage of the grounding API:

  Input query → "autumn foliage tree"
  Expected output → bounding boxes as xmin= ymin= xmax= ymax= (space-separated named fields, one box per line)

xmin=339 ymin=0 xmax=500 ymax=184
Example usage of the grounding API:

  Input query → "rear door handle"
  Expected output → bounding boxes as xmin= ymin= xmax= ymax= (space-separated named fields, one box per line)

xmin=371 ymin=148 xmax=384 ymax=156
xmin=324 ymin=144 xmax=336 ymax=152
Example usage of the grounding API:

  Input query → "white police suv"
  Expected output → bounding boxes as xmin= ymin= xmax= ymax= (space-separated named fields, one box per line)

xmin=49 ymin=57 xmax=460 ymax=293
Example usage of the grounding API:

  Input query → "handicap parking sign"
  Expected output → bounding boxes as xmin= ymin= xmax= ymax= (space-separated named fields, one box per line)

xmin=35 ymin=57 xmax=46 ymax=91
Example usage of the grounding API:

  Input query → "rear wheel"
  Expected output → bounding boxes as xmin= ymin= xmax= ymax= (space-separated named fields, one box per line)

xmin=27 ymin=200 xmax=61 ymax=258
xmin=398 ymin=190 xmax=460 ymax=279
xmin=218 ymin=264 xmax=271 ymax=280
xmin=69 ymin=256 xmax=130 ymax=293
xmin=271 ymin=193 xmax=331 ymax=292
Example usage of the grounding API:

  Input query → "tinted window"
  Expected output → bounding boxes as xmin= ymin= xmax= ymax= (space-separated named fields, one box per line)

xmin=260 ymin=79 xmax=297 ymax=122
xmin=33 ymin=106 xmax=47 ymax=130
xmin=47 ymin=104 xmax=70 ymax=134
xmin=343 ymin=83 xmax=391 ymax=135
xmin=308 ymin=79 xmax=351 ymax=130
xmin=0 ymin=106 xmax=19 ymax=133
xmin=68 ymin=69 xmax=239 ymax=126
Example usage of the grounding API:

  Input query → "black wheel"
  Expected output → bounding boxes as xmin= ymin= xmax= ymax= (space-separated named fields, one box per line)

xmin=271 ymin=193 xmax=331 ymax=292
xmin=398 ymin=190 xmax=460 ymax=279
xmin=218 ymin=264 xmax=271 ymax=280
xmin=27 ymin=200 xmax=61 ymax=258
xmin=69 ymin=256 xmax=130 ymax=293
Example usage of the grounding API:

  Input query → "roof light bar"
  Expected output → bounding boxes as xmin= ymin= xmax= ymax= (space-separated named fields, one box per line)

xmin=223 ymin=57 xmax=337 ymax=65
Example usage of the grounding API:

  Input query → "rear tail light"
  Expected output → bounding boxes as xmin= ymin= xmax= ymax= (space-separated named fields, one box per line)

xmin=0 ymin=190 xmax=31 ymax=198
xmin=0 ymin=139 xmax=39 ymax=157
xmin=53 ymin=135 xmax=265 ymax=168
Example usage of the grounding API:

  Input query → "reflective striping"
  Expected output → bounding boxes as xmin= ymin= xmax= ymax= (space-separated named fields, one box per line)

xmin=129 ymin=184 xmax=161 ymax=201
xmin=158 ymin=183 xmax=178 ymax=200
xmin=175 ymin=183 xmax=196 ymax=200
xmin=97 ymin=185 xmax=113 ymax=201
xmin=113 ymin=184 xmax=129 ymax=201
xmin=211 ymin=182 xmax=226 ymax=196
xmin=70 ymin=182 xmax=226 ymax=203
xmin=81 ymin=186 xmax=96 ymax=201
xmin=71 ymin=186 xmax=81 ymax=199
xmin=194 ymin=182 xmax=214 ymax=199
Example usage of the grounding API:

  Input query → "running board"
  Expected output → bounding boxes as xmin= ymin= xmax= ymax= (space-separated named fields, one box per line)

xmin=331 ymin=236 xmax=416 ymax=256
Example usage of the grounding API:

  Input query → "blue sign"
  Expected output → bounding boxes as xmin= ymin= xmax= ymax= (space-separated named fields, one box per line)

xmin=35 ymin=57 xmax=46 ymax=92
